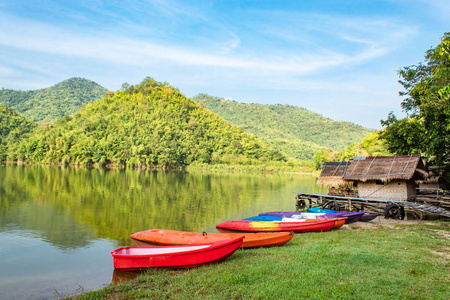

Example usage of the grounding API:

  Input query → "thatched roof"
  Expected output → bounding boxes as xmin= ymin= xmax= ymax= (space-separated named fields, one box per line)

xmin=318 ymin=155 xmax=428 ymax=186
xmin=316 ymin=161 xmax=353 ymax=187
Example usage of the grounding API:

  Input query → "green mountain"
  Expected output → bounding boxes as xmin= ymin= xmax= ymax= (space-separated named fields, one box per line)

xmin=0 ymin=77 xmax=108 ymax=123
xmin=192 ymin=94 xmax=373 ymax=161
xmin=0 ymin=105 xmax=36 ymax=161
xmin=11 ymin=77 xmax=287 ymax=168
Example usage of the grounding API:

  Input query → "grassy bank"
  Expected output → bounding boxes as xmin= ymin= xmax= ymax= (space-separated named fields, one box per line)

xmin=70 ymin=221 xmax=449 ymax=299
xmin=188 ymin=161 xmax=316 ymax=174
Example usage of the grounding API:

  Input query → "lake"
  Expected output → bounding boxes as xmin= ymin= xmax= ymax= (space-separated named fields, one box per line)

xmin=0 ymin=165 xmax=325 ymax=299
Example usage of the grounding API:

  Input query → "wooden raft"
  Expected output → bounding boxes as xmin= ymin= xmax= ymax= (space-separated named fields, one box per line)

xmin=295 ymin=192 xmax=450 ymax=219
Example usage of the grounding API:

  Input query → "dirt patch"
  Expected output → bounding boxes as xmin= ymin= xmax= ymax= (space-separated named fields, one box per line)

xmin=422 ymin=228 xmax=450 ymax=239
xmin=347 ymin=216 xmax=445 ymax=228
xmin=428 ymin=248 xmax=450 ymax=260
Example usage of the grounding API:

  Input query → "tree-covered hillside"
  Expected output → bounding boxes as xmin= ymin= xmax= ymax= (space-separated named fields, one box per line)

xmin=10 ymin=78 xmax=287 ymax=168
xmin=192 ymin=94 xmax=373 ymax=161
xmin=0 ymin=105 xmax=36 ymax=161
xmin=0 ymin=77 xmax=108 ymax=123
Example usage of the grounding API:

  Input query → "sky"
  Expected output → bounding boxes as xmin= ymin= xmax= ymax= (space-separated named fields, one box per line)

xmin=1 ymin=0 xmax=449 ymax=129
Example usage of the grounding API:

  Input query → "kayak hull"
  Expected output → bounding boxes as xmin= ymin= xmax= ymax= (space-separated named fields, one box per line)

xmin=130 ymin=229 xmax=294 ymax=248
xmin=359 ymin=213 xmax=380 ymax=222
xmin=216 ymin=220 xmax=336 ymax=233
xmin=259 ymin=211 xmax=364 ymax=224
xmin=243 ymin=216 xmax=347 ymax=229
xmin=111 ymin=237 xmax=243 ymax=271
xmin=308 ymin=208 xmax=368 ymax=223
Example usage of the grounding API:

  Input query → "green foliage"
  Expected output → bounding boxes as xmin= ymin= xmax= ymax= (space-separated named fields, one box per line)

xmin=0 ymin=105 xmax=36 ymax=161
xmin=337 ymin=131 xmax=392 ymax=162
xmin=313 ymin=148 xmax=337 ymax=170
xmin=337 ymin=143 xmax=369 ymax=161
xmin=13 ymin=77 xmax=287 ymax=168
xmin=191 ymin=94 xmax=373 ymax=161
xmin=360 ymin=131 xmax=392 ymax=156
xmin=380 ymin=32 xmax=450 ymax=187
xmin=0 ymin=77 xmax=108 ymax=123
xmin=312 ymin=131 xmax=392 ymax=169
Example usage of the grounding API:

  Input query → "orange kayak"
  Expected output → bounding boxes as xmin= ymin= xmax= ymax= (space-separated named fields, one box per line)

xmin=130 ymin=229 xmax=294 ymax=249
xmin=332 ymin=217 xmax=347 ymax=229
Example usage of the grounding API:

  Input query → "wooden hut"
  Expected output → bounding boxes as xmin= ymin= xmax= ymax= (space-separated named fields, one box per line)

xmin=317 ymin=155 xmax=429 ymax=201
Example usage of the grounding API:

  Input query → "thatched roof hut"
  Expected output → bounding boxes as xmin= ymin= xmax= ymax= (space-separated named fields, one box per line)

xmin=317 ymin=155 xmax=429 ymax=201
xmin=318 ymin=155 xmax=428 ymax=185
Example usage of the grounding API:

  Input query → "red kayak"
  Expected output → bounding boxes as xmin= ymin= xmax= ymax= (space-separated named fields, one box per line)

xmin=111 ymin=237 xmax=243 ymax=271
xmin=216 ymin=219 xmax=336 ymax=233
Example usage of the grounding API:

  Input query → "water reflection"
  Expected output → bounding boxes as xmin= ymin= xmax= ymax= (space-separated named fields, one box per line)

xmin=112 ymin=269 xmax=142 ymax=284
xmin=1 ymin=165 xmax=324 ymax=247
xmin=0 ymin=165 xmax=325 ymax=298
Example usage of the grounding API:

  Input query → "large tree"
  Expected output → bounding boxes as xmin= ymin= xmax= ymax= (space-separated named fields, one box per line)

xmin=380 ymin=32 xmax=450 ymax=187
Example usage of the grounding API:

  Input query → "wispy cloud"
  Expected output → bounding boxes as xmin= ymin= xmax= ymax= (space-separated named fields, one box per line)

xmin=1 ymin=0 xmax=445 ymax=129
xmin=0 ymin=9 xmax=412 ymax=77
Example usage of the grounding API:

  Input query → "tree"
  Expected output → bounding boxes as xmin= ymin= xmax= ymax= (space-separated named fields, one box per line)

xmin=380 ymin=32 xmax=450 ymax=187
xmin=313 ymin=148 xmax=337 ymax=170
xmin=335 ymin=131 xmax=391 ymax=162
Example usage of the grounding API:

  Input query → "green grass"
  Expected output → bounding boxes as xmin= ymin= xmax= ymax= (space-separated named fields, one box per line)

xmin=188 ymin=161 xmax=316 ymax=174
xmin=70 ymin=222 xmax=449 ymax=299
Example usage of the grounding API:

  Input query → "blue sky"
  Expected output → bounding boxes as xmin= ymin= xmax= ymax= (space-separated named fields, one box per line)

xmin=1 ymin=0 xmax=449 ymax=129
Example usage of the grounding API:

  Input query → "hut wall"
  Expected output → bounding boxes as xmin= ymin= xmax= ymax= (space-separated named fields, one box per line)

xmin=357 ymin=180 xmax=417 ymax=201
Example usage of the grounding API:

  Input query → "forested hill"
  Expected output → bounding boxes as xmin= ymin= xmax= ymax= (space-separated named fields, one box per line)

xmin=0 ymin=78 xmax=108 ymax=123
xmin=10 ymin=77 xmax=287 ymax=168
xmin=0 ymin=105 xmax=36 ymax=161
xmin=192 ymin=94 xmax=373 ymax=161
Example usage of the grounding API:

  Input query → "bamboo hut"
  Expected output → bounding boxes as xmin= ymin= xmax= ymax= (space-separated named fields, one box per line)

xmin=317 ymin=155 xmax=429 ymax=201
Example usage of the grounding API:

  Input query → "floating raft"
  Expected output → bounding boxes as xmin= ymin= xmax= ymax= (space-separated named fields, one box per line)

xmin=295 ymin=193 xmax=450 ymax=219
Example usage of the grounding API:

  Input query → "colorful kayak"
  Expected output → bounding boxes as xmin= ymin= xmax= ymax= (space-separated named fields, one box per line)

xmin=130 ymin=229 xmax=294 ymax=248
xmin=307 ymin=208 xmax=379 ymax=222
xmin=359 ymin=213 xmax=380 ymax=222
xmin=259 ymin=211 xmax=342 ymax=218
xmin=259 ymin=211 xmax=364 ymax=224
xmin=111 ymin=237 xmax=244 ymax=271
xmin=244 ymin=216 xmax=285 ymax=221
xmin=243 ymin=216 xmax=347 ymax=229
xmin=308 ymin=207 xmax=343 ymax=213
xmin=216 ymin=219 xmax=336 ymax=233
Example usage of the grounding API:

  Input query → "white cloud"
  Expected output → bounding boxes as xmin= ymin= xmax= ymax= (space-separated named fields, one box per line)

xmin=0 ymin=1 xmax=433 ymax=129
xmin=0 ymin=11 xmax=410 ymax=79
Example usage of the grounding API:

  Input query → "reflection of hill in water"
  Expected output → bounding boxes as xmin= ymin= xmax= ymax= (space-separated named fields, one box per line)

xmin=0 ymin=201 xmax=97 ymax=251
xmin=0 ymin=165 xmax=325 ymax=248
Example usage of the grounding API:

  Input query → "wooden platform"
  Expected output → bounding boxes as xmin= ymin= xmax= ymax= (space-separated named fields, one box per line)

xmin=295 ymin=192 xmax=450 ymax=220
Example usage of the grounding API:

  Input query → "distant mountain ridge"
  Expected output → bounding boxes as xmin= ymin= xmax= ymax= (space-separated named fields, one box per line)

xmin=192 ymin=94 xmax=373 ymax=161
xmin=8 ymin=77 xmax=287 ymax=168
xmin=1 ymin=78 xmax=373 ymax=164
xmin=0 ymin=77 xmax=108 ymax=123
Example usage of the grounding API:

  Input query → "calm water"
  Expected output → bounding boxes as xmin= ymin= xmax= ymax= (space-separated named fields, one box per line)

xmin=0 ymin=165 xmax=325 ymax=299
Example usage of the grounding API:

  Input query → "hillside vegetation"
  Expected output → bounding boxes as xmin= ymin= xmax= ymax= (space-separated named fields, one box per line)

xmin=192 ymin=94 xmax=373 ymax=161
xmin=0 ymin=77 xmax=108 ymax=123
xmin=0 ymin=105 xmax=36 ymax=161
xmin=9 ymin=77 xmax=288 ymax=169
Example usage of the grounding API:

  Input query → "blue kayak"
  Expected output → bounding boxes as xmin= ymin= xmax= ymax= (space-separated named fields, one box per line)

xmin=308 ymin=207 xmax=379 ymax=222
xmin=308 ymin=207 xmax=337 ymax=213
xmin=243 ymin=216 xmax=283 ymax=221
xmin=259 ymin=211 xmax=364 ymax=224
